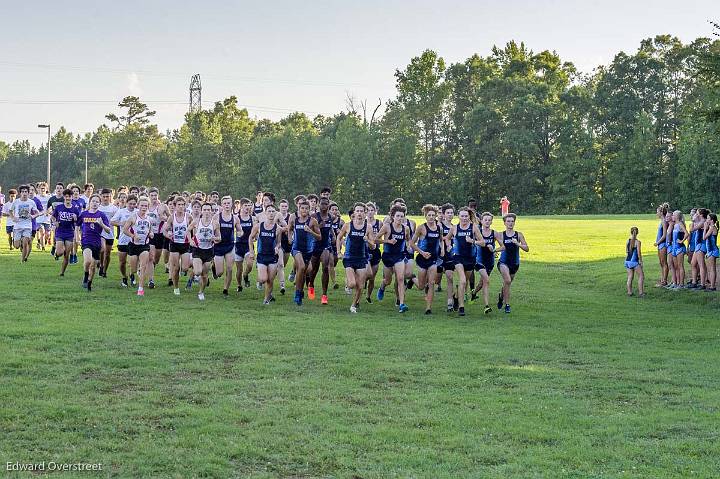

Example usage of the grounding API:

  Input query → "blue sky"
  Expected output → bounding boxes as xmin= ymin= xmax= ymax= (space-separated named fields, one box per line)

xmin=0 ymin=0 xmax=715 ymax=145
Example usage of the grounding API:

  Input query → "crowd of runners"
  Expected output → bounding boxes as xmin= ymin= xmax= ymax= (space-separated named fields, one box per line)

xmin=624 ymin=203 xmax=719 ymax=296
xmin=0 ymin=182 xmax=528 ymax=315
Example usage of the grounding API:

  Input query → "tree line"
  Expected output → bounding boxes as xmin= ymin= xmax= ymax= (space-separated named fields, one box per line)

xmin=1 ymin=33 xmax=719 ymax=214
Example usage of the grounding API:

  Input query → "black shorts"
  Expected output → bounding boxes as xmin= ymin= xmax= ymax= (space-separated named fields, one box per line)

xmin=416 ymin=255 xmax=440 ymax=271
xmin=214 ymin=243 xmax=234 ymax=257
xmin=169 ymin=242 xmax=189 ymax=255
xmin=117 ymin=244 xmax=129 ymax=254
xmin=235 ymin=241 xmax=250 ymax=258
xmin=454 ymin=256 xmax=476 ymax=272
xmin=82 ymin=244 xmax=101 ymax=261
xmin=257 ymin=253 xmax=278 ymax=266
xmin=149 ymin=234 xmax=164 ymax=249
xmin=382 ymin=253 xmax=406 ymax=269
xmin=343 ymin=257 xmax=367 ymax=270
xmin=404 ymin=250 xmax=415 ymax=261
xmin=367 ymin=247 xmax=381 ymax=266
xmin=192 ymin=247 xmax=214 ymax=264
xmin=441 ymin=253 xmax=456 ymax=271
xmin=499 ymin=261 xmax=519 ymax=275
xmin=312 ymin=246 xmax=331 ymax=258
xmin=163 ymin=236 xmax=170 ymax=250
xmin=293 ymin=250 xmax=314 ymax=264
xmin=475 ymin=258 xmax=495 ymax=274
xmin=103 ymin=238 xmax=114 ymax=247
xmin=128 ymin=243 xmax=150 ymax=256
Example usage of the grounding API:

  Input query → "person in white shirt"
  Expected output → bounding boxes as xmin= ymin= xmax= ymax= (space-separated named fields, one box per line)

xmin=2 ymin=188 xmax=17 ymax=250
xmin=9 ymin=184 xmax=40 ymax=262
xmin=98 ymin=188 xmax=119 ymax=278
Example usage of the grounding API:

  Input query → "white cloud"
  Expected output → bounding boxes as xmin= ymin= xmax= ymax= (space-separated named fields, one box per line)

xmin=127 ymin=72 xmax=142 ymax=96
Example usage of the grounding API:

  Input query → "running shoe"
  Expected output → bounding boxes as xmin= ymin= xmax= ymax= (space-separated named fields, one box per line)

xmin=86 ymin=281 xmax=92 ymax=292
xmin=497 ymin=292 xmax=503 ymax=310
xmin=406 ymin=278 xmax=414 ymax=290
xmin=333 ymin=283 xmax=339 ymax=290
xmin=321 ymin=294 xmax=328 ymax=305
xmin=366 ymin=296 xmax=372 ymax=304
xmin=399 ymin=303 xmax=409 ymax=313
xmin=263 ymin=299 xmax=271 ymax=305
xmin=294 ymin=290 xmax=302 ymax=306
xmin=148 ymin=280 xmax=155 ymax=289
xmin=167 ymin=279 xmax=173 ymax=287
xmin=308 ymin=287 xmax=316 ymax=300
xmin=470 ymin=293 xmax=478 ymax=304
xmin=82 ymin=280 xmax=88 ymax=289
xmin=137 ymin=288 xmax=144 ymax=297
xmin=288 ymin=272 xmax=296 ymax=283
xmin=130 ymin=274 xmax=136 ymax=286
xmin=458 ymin=307 xmax=465 ymax=317
xmin=377 ymin=287 xmax=385 ymax=301
xmin=173 ymin=288 xmax=180 ymax=296
xmin=504 ymin=304 xmax=511 ymax=314
xmin=198 ymin=292 xmax=205 ymax=301
xmin=447 ymin=303 xmax=454 ymax=313
xmin=280 ymin=285 xmax=285 ymax=295
xmin=256 ymin=281 xmax=262 ymax=291
xmin=344 ymin=286 xmax=352 ymax=295
xmin=236 ymin=285 xmax=243 ymax=293
xmin=121 ymin=278 xmax=128 ymax=288
xmin=436 ymin=285 xmax=442 ymax=293
xmin=453 ymin=295 xmax=459 ymax=311
xmin=186 ymin=278 xmax=193 ymax=290
xmin=484 ymin=306 xmax=492 ymax=315
xmin=425 ymin=309 xmax=432 ymax=315
xmin=243 ymin=276 xmax=250 ymax=288
xmin=223 ymin=289 xmax=229 ymax=297
xmin=350 ymin=305 xmax=358 ymax=314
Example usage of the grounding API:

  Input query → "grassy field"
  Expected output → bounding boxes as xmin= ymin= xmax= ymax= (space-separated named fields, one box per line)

xmin=1 ymin=214 xmax=718 ymax=478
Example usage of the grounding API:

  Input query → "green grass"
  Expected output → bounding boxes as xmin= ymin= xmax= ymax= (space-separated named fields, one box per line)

xmin=1 ymin=215 xmax=718 ymax=478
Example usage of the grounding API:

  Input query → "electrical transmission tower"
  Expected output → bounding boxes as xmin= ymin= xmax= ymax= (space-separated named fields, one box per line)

xmin=189 ymin=74 xmax=202 ymax=113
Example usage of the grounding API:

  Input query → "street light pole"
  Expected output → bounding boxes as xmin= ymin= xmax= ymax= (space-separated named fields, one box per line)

xmin=38 ymin=124 xmax=50 ymax=185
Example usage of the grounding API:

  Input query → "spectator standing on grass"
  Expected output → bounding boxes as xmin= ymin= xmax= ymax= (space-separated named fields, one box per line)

xmin=500 ymin=196 xmax=510 ymax=216
xmin=624 ymin=226 xmax=645 ymax=297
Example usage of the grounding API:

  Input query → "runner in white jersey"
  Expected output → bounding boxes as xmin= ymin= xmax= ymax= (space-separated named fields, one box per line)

xmin=35 ymin=182 xmax=51 ymax=251
xmin=189 ymin=203 xmax=220 ymax=301
xmin=162 ymin=196 xmax=192 ymax=295
xmin=146 ymin=187 xmax=169 ymax=289
xmin=97 ymin=188 xmax=118 ymax=278
xmin=111 ymin=195 xmax=138 ymax=287
xmin=123 ymin=196 xmax=154 ymax=296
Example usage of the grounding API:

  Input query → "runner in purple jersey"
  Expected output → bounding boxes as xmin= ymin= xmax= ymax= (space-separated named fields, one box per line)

xmin=77 ymin=194 xmax=111 ymax=292
xmin=51 ymin=189 xmax=79 ymax=276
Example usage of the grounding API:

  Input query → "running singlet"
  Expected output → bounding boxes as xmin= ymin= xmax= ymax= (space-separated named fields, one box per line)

xmin=384 ymin=223 xmax=406 ymax=257
xmin=499 ymin=231 xmax=520 ymax=266
xmin=344 ymin=220 xmax=367 ymax=259
xmin=477 ymin=229 xmax=496 ymax=266
xmin=452 ymin=224 xmax=474 ymax=258
xmin=315 ymin=213 xmax=333 ymax=250
xmin=292 ymin=216 xmax=314 ymax=253
xmin=253 ymin=204 xmax=264 ymax=215
xmin=236 ymin=215 xmax=253 ymax=246
xmin=626 ymin=241 xmax=638 ymax=262
xmin=418 ymin=223 xmax=441 ymax=259
xmin=172 ymin=213 xmax=189 ymax=244
xmin=53 ymin=204 xmax=79 ymax=240
xmin=257 ymin=222 xmax=277 ymax=255
xmin=656 ymin=221 xmax=665 ymax=249
xmin=706 ymin=232 xmax=719 ymax=257
xmin=405 ymin=219 xmax=415 ymax=256
xmin=111 ymin=208 xmax=135 ymax=245
xmin=98 ymin=204 xmax=119 ymax=240
xmin=131 ymin=214 xmax=152 ymax=245
xmin=147 ymin=204 xmax=162 ymax=234
xmin=78 ymin=210 xmax=109 ymax=247
xmin=218 ymin=212 xmax=235 ymax=247
xmin=195 ymin=219 xmax=215 ymax=249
